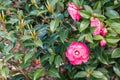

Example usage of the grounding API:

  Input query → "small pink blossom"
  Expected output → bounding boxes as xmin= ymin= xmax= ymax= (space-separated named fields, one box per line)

xmin=90 ymin=18 xmax=102 ymax=35
xmin=100 ymin=39 xmax=106 ymax=47
xmin=101 ymin=28 xmax=108 ymax=36
xmin=67 ymin=3 xmax=82 ymax=21
xmin=66 ymin=41 xmax=90 ymax=65
xmin=35 ymin=60 xmax=40 ymax=66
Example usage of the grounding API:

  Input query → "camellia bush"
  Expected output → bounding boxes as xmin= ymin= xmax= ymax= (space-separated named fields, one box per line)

xmin=0 ymin=0 xmax=120 ymax=80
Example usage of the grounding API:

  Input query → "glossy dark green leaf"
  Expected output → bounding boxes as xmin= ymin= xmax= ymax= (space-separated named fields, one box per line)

xmin=60 ymin=29 xmax=68 ymax=43
xmin=93 ymin=35 xmax=104 ymax=40
xmin=74 ymin=71 xmax=87 ymax=78
xmin=78 ymin=34 xmax=85 ymax=41
xmin=113 ymin=66 xmax=120 ymax=77
xmin=84 ymin=5 xmax=93 ymax=14
xmin=24 ymin=49 xmax=34 ymax=64
xmin=85 ymin=33 xmax=93 ymax=43
xmin=106 ymin=37 xmax=120 ymax=44
xmin=54 ymin=55 xmax=62 ymax=68
xmin=50 ymin=20 xmax=59 ymax=33
xmin=73 ymin=0 xmax=80 ymax=7
xmin=34 ymin=39 xmax=43 ymax=48
xmin=110 ymin=23 xmax=120 ymax=34
xmin=33 ymin=68 xmax=45 ymax=80
xmin=4 ymin=54 xmax=14 ymax=62
xmin=79 ymin=10 xmax=91 ymax=19
xmin=92 ymin=71 xmax=104 ymax=78
xmin=49 ymin=55 xmax=55 ymax=65
xmin=111 ymin=48 xmax=120 ymax=58
xmin=79 ymin=20 xmax=90 ymax=32
xmin=11 ymin=74 xmax=26 ymax=80
xmin=105 ymin=9 xmax=120 ymax=19
xmin=48 ymin=68 xmax=60 ymax=78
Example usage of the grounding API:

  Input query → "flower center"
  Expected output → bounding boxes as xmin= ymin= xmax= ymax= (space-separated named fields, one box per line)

xmin=75 ymin=51 xmax=80 ymax=55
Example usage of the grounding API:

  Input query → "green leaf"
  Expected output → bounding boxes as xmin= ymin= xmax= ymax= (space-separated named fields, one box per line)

xmin=1 ymin=67 xmax=9 ymax=79
xmin=111 ymin=48 xmax=120 ymax=58
xmin=73 ymin=0 xmax=80 ymax=7
xmin=106 ymin=37 xmax=120 ymax=44
xmin=79 ymin=10 xmax=91 ymax=19
xmin=24 ymin=49 xmax=34 ymax=64
xmin=105 ymin=9 xmax=120 ymax=19
xmin=21 ymin=35 xmax=32 ymax=41
xmin=85 ymin=33 xmax=93 ymax=43
xmin=113 ymin=66 xmax=120 ymax=77
xmin=54 ymin=55 xmax=62 ymax=68
xmin=50 ymin=20 xmax=59 ymax=33
xmin=11 ymin=74 xmax=26 ymax=80
xmin=93 ymin=1 xmax=101 ymax=10
xmin=34 ymin=39 xmax=43 ymax=48
xmin=48 ymin=34 xmax=59 ymax=45
xmin=37 ymin=10 xmax=48 ymax=16
xmin=79 ymin=0 xmax=84 ymax=5
xmin=97 ymin=14 xmax=106 ymax=21
xmin=33 ymin=68 xmax=45 ymax=80
xmin=79 ymin=20 xmax=90 ymax=32
xmin=110 ymin=23 xmax=120 ymax=34
xmin=14 ymin=53 xmax=23 ymax=60
xmin=4 ymin=54 xmax=14 ymax=62
xmin=7 ymin=18 xmax=19 ymax=24
xmin=49 ymin=55 xmax=55 ymax=65
xmin=0 ymin=61 xmax=3 ymax=70
xmin=92 ymin=71 xmax=104 ymax=78
xmin=48 ymin=68 xmax=60 ymax=78
xmin=51 ymin=0 xmax=58 ymax=7
xmin=41 ymin=54 xmax=50 ymax=63
xmin=78 ymin=34 xmax=85 ymax=41
xmin=29 ymin=10 xmax=39 ymax=16
xmin=60 ymin=29 xmax=68 ymax=43
xmin=74 ymin=71 xmax=87 ymax=78
xmin=84 ymin=5 xmax=93 ymax=14
xmin=93 ymin=35 xmax=104 ymax=40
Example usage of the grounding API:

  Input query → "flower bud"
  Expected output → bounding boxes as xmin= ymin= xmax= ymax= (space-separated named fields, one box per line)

xmin=35 ymin=60 xmax=40 ymax=66
xmin=100 ymin=39 xmax=106 ymax=47
xmin=101 ymin=28 xmax=108 ymax=36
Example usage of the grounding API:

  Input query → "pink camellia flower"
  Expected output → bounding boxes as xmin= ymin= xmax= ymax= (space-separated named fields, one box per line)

xmin=101 ymin=28 xmax=108 ymax=36
xmin=90 ymin=18 xmax=102 ymax=35
xmin=67 ymin=3 xmax=82 ymax=21
xmin=65 ymin=41 xmax=90 ymax=65
xmin=100 ymin=39 xmax=106 ymax=47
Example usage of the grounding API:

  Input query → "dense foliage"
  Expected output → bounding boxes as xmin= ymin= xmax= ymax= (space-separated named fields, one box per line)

xmin=0 ymin=0 xmax=120 ymax=80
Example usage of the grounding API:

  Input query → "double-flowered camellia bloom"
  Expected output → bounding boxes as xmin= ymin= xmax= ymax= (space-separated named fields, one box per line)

xmin=67 ymin=3 xmax=82 ymax=21
xmin=90 ymin=18 xmax=102 ymax=35
xmin=66 ymin=42 xmax=90 ymax=65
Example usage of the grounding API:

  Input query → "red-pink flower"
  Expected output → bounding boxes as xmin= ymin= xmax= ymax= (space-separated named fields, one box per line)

xmin=35 ymin=60 xmax=40 ymax=66
xmin=101 ymin=28 xmax=108 ymax=36
xmin=90 ymin=18 xmax=102 ymax=35
xmin=67 ymin=3 xmax=82 ymax=21
xmin=100 ymin=39 xmax=106 ymax=47
xmin=66 ymin=41 xmax=90 ymax=65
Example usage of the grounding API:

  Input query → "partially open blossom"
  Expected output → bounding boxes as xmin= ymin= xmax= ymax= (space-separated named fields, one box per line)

xmin=101 ymin=28 xmax=108 ymax=36
xmin=66 ymin=41 xmax=90 ymax=65
xmin=90 ymin=18 xmax=102 ymax=35
xmin=85 ymin=39 xmax=90 ymax=43
xmin=67 ymin=3 xmax=82 ymax=21
xmin=100 ymin=39 xmax=106 ymax=47
xmin=35 ymin=60 xmax=40 ymax=66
